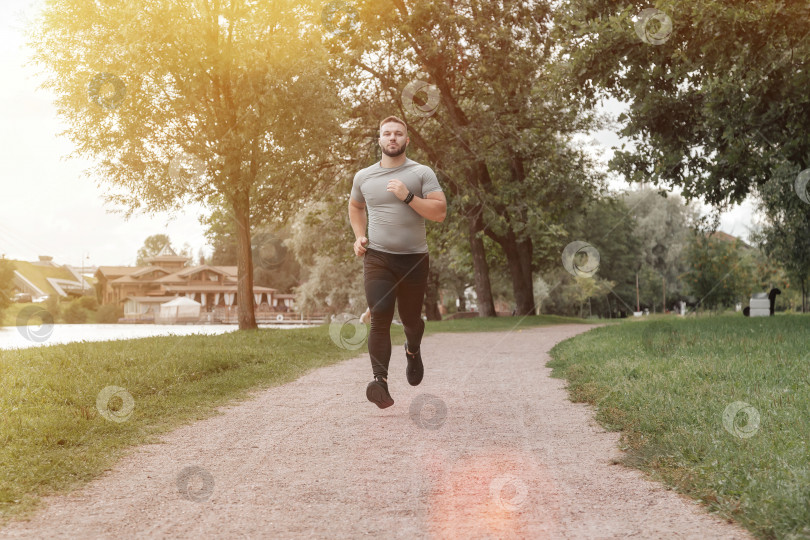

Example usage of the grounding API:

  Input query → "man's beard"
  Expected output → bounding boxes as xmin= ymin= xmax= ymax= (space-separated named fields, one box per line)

xmin=381 ymin=142 xmax=407 ymax=157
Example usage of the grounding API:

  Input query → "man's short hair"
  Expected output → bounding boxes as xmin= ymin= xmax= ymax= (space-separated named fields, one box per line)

xmin=379 ymin=116 xmax=407 ymax=132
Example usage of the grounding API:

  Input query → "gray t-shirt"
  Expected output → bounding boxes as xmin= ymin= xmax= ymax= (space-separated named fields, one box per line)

xmin=350 ymin=158 xmax=443 ymax=254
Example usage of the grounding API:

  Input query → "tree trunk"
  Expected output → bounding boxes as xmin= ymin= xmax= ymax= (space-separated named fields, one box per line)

xmin=505 ymin=153 xmax=536 ymax=316
xmin=423 ymin=265 xmax=442 ymax=321
xmin=487 ymin=230 xmax=536 ymax=316
xmin=515 ymin=236 xmax=535 ymax=316
xmin=468 ymin=215 xmax=496 ymax=317
xmin=233 ymin=191 xmax=257 ymax=330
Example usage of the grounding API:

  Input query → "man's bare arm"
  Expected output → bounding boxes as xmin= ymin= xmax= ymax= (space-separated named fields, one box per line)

xmin=407 ymin=191 xmax=447 ymax=223
xmin=348 ymin=197 xmax=368 ymax=256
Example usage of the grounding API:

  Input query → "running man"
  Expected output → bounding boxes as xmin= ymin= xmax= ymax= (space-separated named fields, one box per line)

xmin=349 ymin=116 xmax=447 ymax=409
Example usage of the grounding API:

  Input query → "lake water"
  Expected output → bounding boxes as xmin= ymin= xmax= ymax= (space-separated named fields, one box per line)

xmin=0 ymin=323 xmax=316 ymax=351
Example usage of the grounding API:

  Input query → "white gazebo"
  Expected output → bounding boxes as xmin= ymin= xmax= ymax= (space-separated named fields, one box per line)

xmin=157 ymin=296 xmax=201 ymax=323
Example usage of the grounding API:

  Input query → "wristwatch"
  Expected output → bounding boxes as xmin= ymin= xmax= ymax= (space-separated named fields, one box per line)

xmin=404 ymin=192 xmax=415 ymax=205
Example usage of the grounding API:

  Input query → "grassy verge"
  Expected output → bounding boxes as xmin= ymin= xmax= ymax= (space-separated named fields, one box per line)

xmin=0 ymin=314 xmax=584 ymax=522
xmin=426 ymin=313 xmax=587 ymax=334
xmin=1 ymin=303 xmax=42 ymax=327
xmin=548 ymin=314 xmax=810 ymax=539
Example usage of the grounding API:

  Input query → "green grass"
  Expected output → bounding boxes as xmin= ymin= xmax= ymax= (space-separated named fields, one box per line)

xmin=1 ymin=303 xmax=41 ymax=327
xmin=426 ymin=313 xmax=587 ymax=334
xmin=548 ymin=314 xmax=810 ymax=540
xmin=0 ymin=314 xmax=585 ymax=522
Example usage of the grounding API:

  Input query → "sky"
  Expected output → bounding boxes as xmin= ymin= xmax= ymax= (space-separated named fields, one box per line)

xmin=0 ymin=0 xmax=760 ymax=268
xmin=0 ymin=0 xmax=209 ymax=267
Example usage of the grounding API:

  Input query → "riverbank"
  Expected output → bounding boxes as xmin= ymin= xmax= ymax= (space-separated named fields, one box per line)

xmin=0 ymin=323 xmax=314 ymax=350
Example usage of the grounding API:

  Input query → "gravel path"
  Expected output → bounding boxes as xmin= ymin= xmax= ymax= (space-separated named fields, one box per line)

xmin=1 ymin=324 xmax=751 ymax=539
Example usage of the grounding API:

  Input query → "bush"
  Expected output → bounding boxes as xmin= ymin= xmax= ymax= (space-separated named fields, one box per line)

xmin=95 ymin=304 xmax=123 ymax=323
xmin=62 ymin=301 xmax=88 ymax=323
xmin=43 ymin=296 xmax=61 ymax=322
xmin=77 ymin=295 xmax=98 ymax=311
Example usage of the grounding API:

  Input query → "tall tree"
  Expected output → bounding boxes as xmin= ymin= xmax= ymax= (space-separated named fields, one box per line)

xmin=30 ymin=0 xmax=342 ymax=330
xmin=754 ymin=172 xmax=810 ymax=312
xmin=556 ymin=0 xmax=810 ymax=207
xmin=551 ymin=194 xmax=642 ymax=317
xmin=328 ymin=0 xmax=599 ymax=316
xmin=622 ymin=187 xmax=697 ymax=307
xmin=683 ymin=233 xmax=753 ymax=311
xmin=135 ymin=234 xmax=173 ymax=266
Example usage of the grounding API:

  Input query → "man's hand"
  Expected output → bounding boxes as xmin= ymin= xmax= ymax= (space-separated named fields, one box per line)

xmin=353 ymin=236 xmax=368 ymax=257
xmin=386 ymin=179 xmax=409 ymax=201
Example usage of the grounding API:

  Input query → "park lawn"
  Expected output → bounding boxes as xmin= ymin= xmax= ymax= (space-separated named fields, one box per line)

xmin=548 ymin=314 xmax=810 ymax=540
xmin=0 ymin=314 xmax=584 ymax=522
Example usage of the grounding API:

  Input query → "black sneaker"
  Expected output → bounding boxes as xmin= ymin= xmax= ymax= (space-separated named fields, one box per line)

xmin=366 ymin=375 xmax=394 ymax=409
xmin=405 ymin=342 xmax=424 ymax=386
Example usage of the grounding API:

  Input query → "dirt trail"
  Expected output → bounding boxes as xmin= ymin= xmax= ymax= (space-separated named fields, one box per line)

xmin=1 ymin=324 xmax=751 ymax=539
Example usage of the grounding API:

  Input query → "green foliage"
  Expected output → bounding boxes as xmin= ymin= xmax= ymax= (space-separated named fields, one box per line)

xmin=754 ymin=172 xmax=810 ymax=311
xmin=76 ymin=295 xmax=98 ymax=311
xmin=204 ymin=210 xmax=302 ymax=293
xmin=30 ymin=0 xmax=345 ymax=329
xmin=286 ymin=200 xmax=366 ymax=316
xmin=43 ymin=296 xmax=61 ymax=323
xmin=135 ymin=234 xmax=172 ymax=266
xmin=543 ymin=194 xmax=639 ymax=317
xmin=549 ymin=315 xmax=810 ymax=539
xmin=622 ymin=187 xmax=696 ymax=308
xmin=541 ymin=269 xmax=615 ymax=317
xmin=683 ymin=234 xmax=754 ymax=310
xmin=62 ymin=300 xmax=89 ymax=324
xmin=4 ymin=297 xmax=123 ymax=326
xmin=556 ymin=0 xmax=810 ymax=207
xmin=0 ymin=258 xmax=15 ymax=321
xmin=330 ymin=0 xmax=603 ymax=314
xmin=94 ymin=304 xmax=123 ymax=324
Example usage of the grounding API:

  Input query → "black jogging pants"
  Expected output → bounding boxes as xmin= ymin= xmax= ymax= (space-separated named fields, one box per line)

xmin=363 ymin=248 xmax=429 ymax=379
